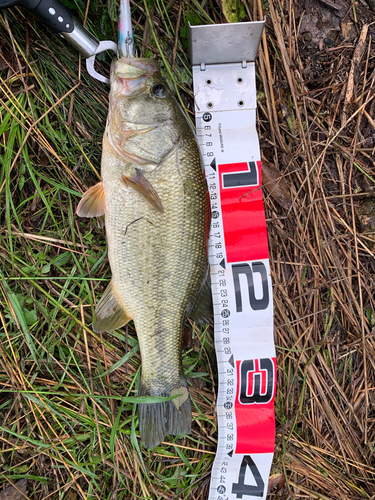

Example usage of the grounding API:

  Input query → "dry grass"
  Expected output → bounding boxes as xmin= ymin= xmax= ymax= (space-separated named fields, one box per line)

xmin=1 ymin=0 xmax=375 ymax=498
xmin=260 ymin=1 xmax=375 ymax=498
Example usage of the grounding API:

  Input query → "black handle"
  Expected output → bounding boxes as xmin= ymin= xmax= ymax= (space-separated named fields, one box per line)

xmin=0 ymin=0 xmax=74 ymax=33
xmin=0 ymin=0 xmax=21 ymax=7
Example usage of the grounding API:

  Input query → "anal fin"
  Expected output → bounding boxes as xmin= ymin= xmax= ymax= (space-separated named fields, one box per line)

xmin=189 ymin=263 xmax=213 ymax=326
xmin=93 ymin=282 xmax=131 ymax=333
xmin=122 ymin=169 xmax=164 ymax=213
xmin=76 ymin=182 xmax=106 ymax=218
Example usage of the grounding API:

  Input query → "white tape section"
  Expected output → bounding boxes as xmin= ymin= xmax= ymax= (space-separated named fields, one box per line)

xmin=192 ymin=61 xmax=276 ymax=499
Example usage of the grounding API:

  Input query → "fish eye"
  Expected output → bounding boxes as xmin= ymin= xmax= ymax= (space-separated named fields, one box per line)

xmin=152 ymin=83 xmax=167 ymax=98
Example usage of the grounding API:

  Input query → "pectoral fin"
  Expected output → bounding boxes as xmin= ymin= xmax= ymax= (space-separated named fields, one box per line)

xmin=76 ymin=182 xmax=106 ymax=218
xmin=122 ymin=169 xmax=164 ymax=213
xmin=93 ymin=282 xmax=132 ymax=333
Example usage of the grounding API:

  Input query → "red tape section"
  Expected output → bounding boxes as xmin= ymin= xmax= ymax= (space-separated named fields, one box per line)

xmin=218 ymin=161 xmax=268 ymax=263
xmin=219 ymin=160 xmax=276 ymax=456
xmin=235 ymin=358 xmax=277 ymax=454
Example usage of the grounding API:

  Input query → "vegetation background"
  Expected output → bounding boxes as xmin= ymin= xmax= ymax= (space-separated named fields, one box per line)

xmin=1 ymin=0 xmax=375 ymax=498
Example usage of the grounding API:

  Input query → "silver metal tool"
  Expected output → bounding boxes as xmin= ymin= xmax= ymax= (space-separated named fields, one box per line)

xmin=61 ymin=19 xmax=117 ymax=84
xmin=0 ymin=0 xmax=118 ymax=83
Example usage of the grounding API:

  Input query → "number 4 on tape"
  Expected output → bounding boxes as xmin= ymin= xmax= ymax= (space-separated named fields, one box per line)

xmin=232 ymin=456 xmax=264 ymax=498
xmin=188 ymin=20 xmax=276 ymax=499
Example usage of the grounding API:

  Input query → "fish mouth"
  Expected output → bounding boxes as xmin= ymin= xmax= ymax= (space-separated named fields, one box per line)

xmin=112 ymin=57 xmax=158 ymax=96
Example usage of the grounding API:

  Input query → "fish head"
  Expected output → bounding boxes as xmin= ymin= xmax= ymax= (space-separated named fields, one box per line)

xmin=109 ymin=57 xmax=179 ymax=123
xmin=105 ymin=57 xmax=186 ymax=168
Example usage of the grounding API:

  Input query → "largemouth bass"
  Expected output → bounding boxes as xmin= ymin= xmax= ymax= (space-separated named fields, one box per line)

xmin=77 ymin=57 xmax=210 ymax=448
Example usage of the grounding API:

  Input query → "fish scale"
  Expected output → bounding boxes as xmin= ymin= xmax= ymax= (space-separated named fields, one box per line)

xmin=103 ymin=140 xmax=206 ymax=388
xmin=76 ymin=57 xmax=210 ymax=448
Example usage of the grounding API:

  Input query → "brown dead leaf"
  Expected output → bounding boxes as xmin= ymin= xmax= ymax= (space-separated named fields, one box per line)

xmin=262 ymin=158 xmax=292 ymax=210
xmin=299 ymin=3 xmax=341 ymax=48
xmin=0 ymin=480 xmax=28 ymax=500
xmin=267 ymin=473 xmax=286 ymax=493
xmin=67 ymin=490 xmax=77 ymax=500
xmin=341 ymin=19 xmax=353 ymax=39
xmin=355 ymin=197 xmax=375 ymax=250
xmin=170 ymin=386 xmax=189 ymax=409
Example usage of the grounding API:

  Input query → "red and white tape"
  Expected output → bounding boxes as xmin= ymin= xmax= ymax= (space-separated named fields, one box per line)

xmin=192 ymin=40 xmax=276 ymax=499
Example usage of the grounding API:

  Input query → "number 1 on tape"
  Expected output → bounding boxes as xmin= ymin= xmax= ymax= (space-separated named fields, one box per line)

xmin=188 ymin=21 xmax=276 ymax=499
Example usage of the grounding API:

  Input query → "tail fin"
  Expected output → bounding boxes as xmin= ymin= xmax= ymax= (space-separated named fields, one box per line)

xmin=138 ymin=382 xmax=191 ymax=449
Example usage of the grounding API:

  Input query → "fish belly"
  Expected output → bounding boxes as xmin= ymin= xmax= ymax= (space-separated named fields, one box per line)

xmin=102 ymin=136 xmax=207 ymax=447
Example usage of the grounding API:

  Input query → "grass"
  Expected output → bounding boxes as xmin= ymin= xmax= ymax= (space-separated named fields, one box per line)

xmin=1 ymin=0 xmax=375 ymax=498
xmin=0 ymin=2 xmax=217 ymax=497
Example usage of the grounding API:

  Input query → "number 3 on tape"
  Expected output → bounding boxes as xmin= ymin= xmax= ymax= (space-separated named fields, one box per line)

xmin=188 ymin=20 xmax=276 ymax=499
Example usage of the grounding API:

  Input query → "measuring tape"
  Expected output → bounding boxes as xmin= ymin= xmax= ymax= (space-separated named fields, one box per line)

xmin=189 ymin=22 xmax=276 ymax=499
